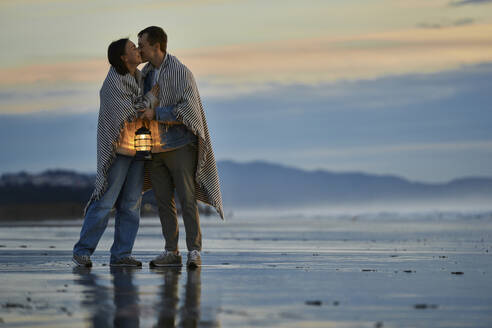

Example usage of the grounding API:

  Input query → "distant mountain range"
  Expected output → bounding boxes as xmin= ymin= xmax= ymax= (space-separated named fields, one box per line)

xmin=1 ymin=160 xmax=491 ymax=211
xmin=217 ymin=161 xmax=492 ymax=207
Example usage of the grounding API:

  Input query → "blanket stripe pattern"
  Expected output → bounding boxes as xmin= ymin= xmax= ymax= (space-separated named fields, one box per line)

xmin=85 ymin=67 xmax=152 ymax=214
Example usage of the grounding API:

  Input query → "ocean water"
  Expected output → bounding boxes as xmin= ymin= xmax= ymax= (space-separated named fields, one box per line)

xmin=0 ymin=209 xmax=491 ymax=327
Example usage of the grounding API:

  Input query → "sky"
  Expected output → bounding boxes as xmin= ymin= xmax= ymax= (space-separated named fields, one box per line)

xmin=0 ymin=0 xmax=491 ymax=183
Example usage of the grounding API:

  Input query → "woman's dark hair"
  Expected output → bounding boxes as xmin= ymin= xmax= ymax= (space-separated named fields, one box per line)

xmin=107 ymin=38 xmax=129 ymax=75
xmin=138 ymin=26 xmax=167 ymax=52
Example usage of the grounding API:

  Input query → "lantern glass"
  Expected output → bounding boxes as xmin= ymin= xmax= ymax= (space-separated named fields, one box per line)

xmin=134 ymin=126 xmax=153 ymax=160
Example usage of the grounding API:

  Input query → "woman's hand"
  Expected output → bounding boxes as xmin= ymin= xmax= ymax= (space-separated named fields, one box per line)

xmin=151 ymin=84 xmax=160 ymax=97
xmin=138 ymin=108 xmax=155 ymax=121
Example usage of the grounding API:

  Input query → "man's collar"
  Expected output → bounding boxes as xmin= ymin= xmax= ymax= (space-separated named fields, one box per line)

xmin=142 ymin=53 xmax=168 ymax=76
xmin=154 ymin=53 xmax=168 ymax=71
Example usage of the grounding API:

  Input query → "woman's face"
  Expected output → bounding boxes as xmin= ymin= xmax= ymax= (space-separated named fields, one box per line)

xmin=122 ymin=40 xmax=142 ymax=67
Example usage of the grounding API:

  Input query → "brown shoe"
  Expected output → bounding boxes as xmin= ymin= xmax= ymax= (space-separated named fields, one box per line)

xmin=110 ymin=256 xmax=142 ymax=267
xmin=72 ymin=254 xmax=92 ymax=267
xmin=150 ymin=251 xmax=182 ymax=267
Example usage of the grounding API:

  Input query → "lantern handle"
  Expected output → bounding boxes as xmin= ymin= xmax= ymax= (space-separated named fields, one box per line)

xmin=141 ymin=118 xmax=150 ymax=129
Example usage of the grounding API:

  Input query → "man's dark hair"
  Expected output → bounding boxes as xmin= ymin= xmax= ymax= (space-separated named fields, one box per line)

xmin=138 ymin=26 xmax=167 ymax=52
xmin=107 ymin=38 xmax=129 ymax=75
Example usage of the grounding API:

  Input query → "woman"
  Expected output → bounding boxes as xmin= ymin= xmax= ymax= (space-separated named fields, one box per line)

xmin=72 ymin=38 xmax=159 ymax=267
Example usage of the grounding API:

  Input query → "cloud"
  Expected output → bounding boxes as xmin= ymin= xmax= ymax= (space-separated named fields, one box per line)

xmin=450 ymin=0 xmax=492 ymax=5
xmin=0 ymin=82 xmax=99 ymax=114
xmin=204 ymin=62 xmax=492 ymax=164
xmin=1 ymin=23 xmax=492 ymax=115
xmin=186 ymin=23 xmax=492 ymax=84
xmin=293 ymin=141 xmax=492 ymax=158
xmin=205 ymin=61 xmax=492 ymax=120
xmin=418 ymin=18 xmax=474 ymax=29
xmin=1 ymin=62 xmax=491 ymax=181
xmin=0 ymin=59 xmax=108 ymax=86
xmin=1 ymin=23 xmax=491 ymax=90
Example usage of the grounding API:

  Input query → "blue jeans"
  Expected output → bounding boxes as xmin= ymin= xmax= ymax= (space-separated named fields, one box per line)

xmin=73 ymin=155 xmax=144 ymax=263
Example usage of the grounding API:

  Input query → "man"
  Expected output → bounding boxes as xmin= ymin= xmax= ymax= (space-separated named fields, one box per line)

xmin=137 ymin=26 xmax=224 ymax=269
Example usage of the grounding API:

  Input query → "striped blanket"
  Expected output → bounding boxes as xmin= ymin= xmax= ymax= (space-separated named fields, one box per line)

xmin=142 ymin=54 xmax=225 ymax=219
xmin=85 ymin=66 xmax=153 ymax=214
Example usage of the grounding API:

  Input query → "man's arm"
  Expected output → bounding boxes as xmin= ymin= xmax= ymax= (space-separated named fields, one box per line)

xmin=139 ymin=66 xmax=199 ymax=123
xmin=155 ymin=105 xmax=180 ymax=123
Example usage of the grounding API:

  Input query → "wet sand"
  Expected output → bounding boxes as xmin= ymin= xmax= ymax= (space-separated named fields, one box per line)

xmin=1 ymin=212 xmax=492 ymax=327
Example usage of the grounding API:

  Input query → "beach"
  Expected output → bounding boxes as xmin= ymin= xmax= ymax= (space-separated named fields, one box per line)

xmin=1 ymin=210 xmax=491 ymax=327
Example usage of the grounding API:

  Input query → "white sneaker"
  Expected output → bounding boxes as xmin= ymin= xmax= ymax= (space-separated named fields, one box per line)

xmin=187 ymin=250 xmax=201 ymax=268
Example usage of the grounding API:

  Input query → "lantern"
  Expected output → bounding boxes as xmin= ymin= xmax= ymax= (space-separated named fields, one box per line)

xmin=134 ymin=126 xmax=152 ymax=161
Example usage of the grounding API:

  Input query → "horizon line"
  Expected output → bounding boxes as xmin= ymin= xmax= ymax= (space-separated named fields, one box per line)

xmin=1 ymin=159 xmax=491 ymax=186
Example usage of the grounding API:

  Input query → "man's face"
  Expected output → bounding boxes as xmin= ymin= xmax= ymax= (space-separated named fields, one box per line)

xmin=122 ymin=40 xmax=142 ymax=66
xmin=138 ymin=34 xmax=154 ymax=63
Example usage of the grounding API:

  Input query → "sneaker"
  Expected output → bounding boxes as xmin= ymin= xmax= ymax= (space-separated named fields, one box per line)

xmin=72 ymin=254 xmax=92 ymax=267
xmin=149 ymin=250 xmax=182 ymax=267
xmin=187 ymin=250 xmax=201 ymax=268
xmin=110 ymin=256 xmax=142 ymax=267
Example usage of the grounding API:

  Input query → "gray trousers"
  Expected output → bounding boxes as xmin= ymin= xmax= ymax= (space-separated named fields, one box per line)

xmin=151 ymin=143 xmax=201 ymax=252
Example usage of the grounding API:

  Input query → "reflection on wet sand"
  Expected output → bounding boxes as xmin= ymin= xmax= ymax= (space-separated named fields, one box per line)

xmin=181 ymin=268 xmax=202 ymax=328
xmin=72 ymin=266 xmax=210 ymax=328
xmin=112 ymin=267 xmax=140 ymax=328
xmin=152 ymin=267 xmax=202 ymax=328
xmin=73 ymin=267 xmax=141 ymax=327
xmin=72 ymin=267 xmax=114 ymax=327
